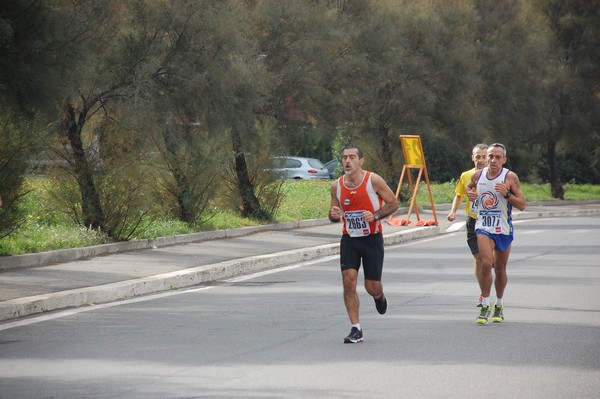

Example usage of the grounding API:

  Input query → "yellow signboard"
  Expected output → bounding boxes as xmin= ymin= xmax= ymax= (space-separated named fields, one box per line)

xmin=393 ymin=135 xmax=438 ymax=225
xmin=400 ymin=135 xmax=425 ymax=167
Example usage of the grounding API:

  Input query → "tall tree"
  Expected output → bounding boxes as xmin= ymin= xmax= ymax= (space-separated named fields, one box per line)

xmin=135 ymin=0 xmax=275 ymax=220
xmin=191 ymin=0 xmax=274 ymax=220
xmin=251 ymin=0 xmax=348 ymax=161
xmin=0 ymin=0 xmax=66 ymax=117
xmin=0 ymin=0 xmax=66 ymax=236
xmin=473 ymin=0 xmax=554 ymax=181
xmin=336 ymin=1 xmax=485 ymax=182
xmin=125 ymin=0 xmax=226 ymax=224
xmin=533 ymin=0 xmax=600 ymax=195
xmin=49 ymin=1 xmax=169 ymax=236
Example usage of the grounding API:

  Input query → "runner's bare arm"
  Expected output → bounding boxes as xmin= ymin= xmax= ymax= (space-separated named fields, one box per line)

xmin=329 ymin=180 xmax=341 ymax=222
xmin=447 ymin=193 xmax=464 ymax=221
xmin=506 ymin=172 xmax=526 ymax=211
xmin=466 ymin=170 xmax=482 ymax=202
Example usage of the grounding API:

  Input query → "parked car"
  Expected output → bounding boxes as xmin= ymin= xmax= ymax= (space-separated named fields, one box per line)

xmin=268 ymin=156 xmax=330 ymax=180
xmin=323 ymin=159 xmax=340 ymax=179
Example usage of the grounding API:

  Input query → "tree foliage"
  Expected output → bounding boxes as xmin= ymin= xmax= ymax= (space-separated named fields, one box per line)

xmin=1 ymin=0 xmax=599 ymax=239
xmin=532 ymin=0 xmax=600 ymax=195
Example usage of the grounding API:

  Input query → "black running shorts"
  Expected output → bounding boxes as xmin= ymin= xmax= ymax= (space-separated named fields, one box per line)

xmin=466 ymin=217 xmax=479 ymax=254
xmin=340 ymin=233 xmax=384 ymax=281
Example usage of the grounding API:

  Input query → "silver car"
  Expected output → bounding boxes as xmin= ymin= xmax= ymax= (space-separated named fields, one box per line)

xmin=269 ymin=156 xmax=330 ymax=180
xmin=323 ymin=159 xmax=340 ymax=179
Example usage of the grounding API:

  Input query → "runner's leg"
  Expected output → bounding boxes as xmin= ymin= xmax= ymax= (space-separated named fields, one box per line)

xmin=342 ymin=268 xmax=360 ymax=324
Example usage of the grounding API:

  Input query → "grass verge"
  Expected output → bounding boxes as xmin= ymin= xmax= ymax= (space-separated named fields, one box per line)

xmin=0 ymin=179 xmax=598 ymax=256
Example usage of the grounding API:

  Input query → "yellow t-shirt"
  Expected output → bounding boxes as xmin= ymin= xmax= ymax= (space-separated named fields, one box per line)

xmin=454 ymin=167 xmax=477 ymax=219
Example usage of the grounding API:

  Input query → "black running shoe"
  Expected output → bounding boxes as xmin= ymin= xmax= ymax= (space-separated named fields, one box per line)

xmin=343 ymin=327 xmax=363 ymax=343
xmin=374 ymin=294 xmax=387 ymax=315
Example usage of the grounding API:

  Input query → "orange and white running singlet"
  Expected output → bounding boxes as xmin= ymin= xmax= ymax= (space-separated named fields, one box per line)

xmin=336 ymin=171 xmax=383 ymax=237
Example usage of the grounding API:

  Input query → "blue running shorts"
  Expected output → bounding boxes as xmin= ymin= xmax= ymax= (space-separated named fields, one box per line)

xmin=475 ymin=229 xmax=513 ymax=252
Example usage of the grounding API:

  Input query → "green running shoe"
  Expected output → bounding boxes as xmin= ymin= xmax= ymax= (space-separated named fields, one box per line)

xmin=477 ymin=305 xmax=491 ymax=325
xmin=491 ymin=305 xmax=504 ymax=323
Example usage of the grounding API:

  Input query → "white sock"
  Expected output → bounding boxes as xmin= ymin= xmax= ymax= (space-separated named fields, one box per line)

xmin=496 ymin=298 xmax=503 ymax=306
xmin=352 ymin=323 xmax=361 ymax=331
xmin=482 ymin=297 xmax=490 ymax=307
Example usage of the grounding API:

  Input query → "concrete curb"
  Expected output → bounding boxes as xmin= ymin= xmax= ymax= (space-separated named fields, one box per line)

xmin=0 ymin=226 xmax=438 ymax=321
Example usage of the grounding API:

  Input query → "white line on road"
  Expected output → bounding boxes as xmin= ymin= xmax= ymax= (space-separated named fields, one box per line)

xmin=446 ymin=222 xmax=464 ymax=233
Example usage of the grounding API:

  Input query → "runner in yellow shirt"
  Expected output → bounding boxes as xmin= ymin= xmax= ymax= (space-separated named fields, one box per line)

xmin=447 ymin=143 xmax=488 ymax=306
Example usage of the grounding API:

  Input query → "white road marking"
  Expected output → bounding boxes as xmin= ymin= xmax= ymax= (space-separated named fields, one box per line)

xmin=519 ymin=230 xmax=545 ymax=235
xmin=446 ymin=222 xmax=464 ymax=233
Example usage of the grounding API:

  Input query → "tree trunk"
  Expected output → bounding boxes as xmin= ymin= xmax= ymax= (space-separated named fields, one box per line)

xmin=378 ymin=117 xmax=394 ymax=177
xmin=62 ymin=101 xmax=108 ymax=233
xmin=546 ymin=139 xmax=564 ymax=200
xmin=231 ymin=129 xmax=268 ymax=219
xmin=161 ymin=126 xmax=195 ymax=223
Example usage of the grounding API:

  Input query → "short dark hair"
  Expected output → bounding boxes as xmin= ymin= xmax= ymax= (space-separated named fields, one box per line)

xmin=489 ymin=142 xmax=506 ymax=157
xmin=341 ymin=144 xmax=363 ymax=159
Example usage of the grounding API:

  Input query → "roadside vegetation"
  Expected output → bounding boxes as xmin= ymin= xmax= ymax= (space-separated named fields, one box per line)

xmin=2 ymin=1 xmax=599 ymax=246
xmin=1 ymin=2 xmax=599 ymax=257
xmin=0 ymin=179 xmax=598 ymax=256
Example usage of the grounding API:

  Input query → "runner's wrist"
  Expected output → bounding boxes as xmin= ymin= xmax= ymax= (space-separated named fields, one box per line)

xmin=329 ymin=210 xmax=340 ymax=222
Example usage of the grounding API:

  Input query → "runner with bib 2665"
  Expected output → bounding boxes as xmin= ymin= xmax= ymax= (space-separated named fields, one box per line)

xmin=329 ymin=145 xmax=399 ymax=343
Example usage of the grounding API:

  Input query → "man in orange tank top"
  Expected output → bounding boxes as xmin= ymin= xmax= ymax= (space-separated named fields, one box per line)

xmin=329 ymin=145 xmax=399 ymax=343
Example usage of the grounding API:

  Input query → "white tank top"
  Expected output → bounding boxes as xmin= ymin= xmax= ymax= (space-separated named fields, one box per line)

xmin=475 ymin=167 xmax=513 ymax=236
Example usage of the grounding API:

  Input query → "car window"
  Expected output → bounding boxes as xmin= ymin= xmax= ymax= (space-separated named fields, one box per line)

xmin=307 ymin=159 xmax=324 ymax=169
xmin=271 ymin=158 xmax=286 ymax=168
xmin=286 ymin=158 xmax=302 ymax=168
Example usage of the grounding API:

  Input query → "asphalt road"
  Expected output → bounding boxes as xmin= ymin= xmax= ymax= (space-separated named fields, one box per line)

xmin=0 ymin=215 xmax=598 ymax=398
